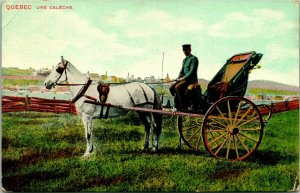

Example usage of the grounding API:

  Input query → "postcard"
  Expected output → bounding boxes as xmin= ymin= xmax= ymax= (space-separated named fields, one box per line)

xmin=2 ymin=0 xmax=299 ymax=192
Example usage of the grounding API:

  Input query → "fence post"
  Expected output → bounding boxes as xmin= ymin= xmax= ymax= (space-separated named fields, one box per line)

xmin=285 ymin=99 xmax=289 ymax=111
xmin=270 ymin=101 xmax=273 ymax=113
xmin=53 ymin=96 xmax=57 ymax=113
xmin=24 ymin=95 xmax=28 ymax=111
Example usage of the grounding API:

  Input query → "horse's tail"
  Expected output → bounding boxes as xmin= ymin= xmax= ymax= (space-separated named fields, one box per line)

xmin=152 ymin=88 xmax=162 ymax=136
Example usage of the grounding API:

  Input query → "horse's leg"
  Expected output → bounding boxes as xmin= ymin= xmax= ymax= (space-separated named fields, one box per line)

xmin=151 ymin=112 xmax=162 ymax=152
xmin=137 ymin=112 xmax=151 ymax=150
xmin=82 ymin=114 xmax=94 ymax=158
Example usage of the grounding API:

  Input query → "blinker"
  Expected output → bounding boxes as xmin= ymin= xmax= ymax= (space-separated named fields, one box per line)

xmin=56 ymin=66 xmax=65 ymax=74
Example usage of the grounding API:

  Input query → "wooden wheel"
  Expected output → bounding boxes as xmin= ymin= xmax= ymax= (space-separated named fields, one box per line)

xmin=202 ymin=96 xmax=264 ymax=161
xmin=178 ymin=116 xmax=203 ymax=151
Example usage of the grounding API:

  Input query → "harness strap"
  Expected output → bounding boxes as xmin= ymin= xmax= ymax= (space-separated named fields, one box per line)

xmin=83 ymin=95 xmax=97 ymax=101
xmin=137 ymin=83 xmax=148 ymax=103
xmin=71 ymin=79 xmax=93 ymax=103
xmin=123 ymin=84 xmax=135 ymax=106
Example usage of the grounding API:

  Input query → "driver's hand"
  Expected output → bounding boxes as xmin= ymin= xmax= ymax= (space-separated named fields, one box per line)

xmin=177 ymin=77 xmax=185 ymax=82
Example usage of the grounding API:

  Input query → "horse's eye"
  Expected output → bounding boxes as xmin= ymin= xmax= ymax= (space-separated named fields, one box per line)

xmin=56 ymin=67 xmax=64 ymax=74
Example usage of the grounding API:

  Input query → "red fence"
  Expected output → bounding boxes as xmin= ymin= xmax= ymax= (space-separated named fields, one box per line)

xmin=1 ymin=96 xmax=299 ymax=115
xmin=2 ymin=96 xmax=77 ymax=114
xmin=269 ymin=99 xmax=299 ymax=113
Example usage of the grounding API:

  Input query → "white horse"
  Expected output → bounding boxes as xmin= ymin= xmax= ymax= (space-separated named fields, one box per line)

xmin=44 ymin=57 xmax=162 ymax=158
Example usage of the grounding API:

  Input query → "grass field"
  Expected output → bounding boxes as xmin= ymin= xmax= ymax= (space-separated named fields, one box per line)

xmin=2 ymin=110 xmax=299 ymax=192
xmin=2 ymin=68 xmax=35 ymax=76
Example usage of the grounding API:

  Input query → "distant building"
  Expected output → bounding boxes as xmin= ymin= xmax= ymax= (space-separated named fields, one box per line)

xmin=89 ymin=73 xmax=100 ymax=80
xmin=144 ymin=76 xmax=157 ymax=83
xmin=37 ymin=68 xmax=51 ymax=77
xmin=126 ymin=72 xmax=135 ymax=82
xmin=164 ymin=73 xmax=170 ymax=83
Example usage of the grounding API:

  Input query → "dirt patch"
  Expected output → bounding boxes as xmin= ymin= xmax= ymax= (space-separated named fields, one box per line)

xmin=2 ymin=170 xmax=67 ymax=192
xmin=2 ymin=137 xmax=11 ymax=149
xmin=212 ymin=169 xmax=245 ymax=180
xmin=62 ymin=175 xmax=127 ymax=192
xmin=2 ymin=148 xmax=82 ymax=173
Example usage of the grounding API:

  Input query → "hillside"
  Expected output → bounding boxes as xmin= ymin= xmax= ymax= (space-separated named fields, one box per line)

xmin=2 ymin=67 xmax=298 ymax=94
xmin=248 ymin=80 xmax=298 ymax=92
xmin=198 ymin=79 xmax=298 ymax=93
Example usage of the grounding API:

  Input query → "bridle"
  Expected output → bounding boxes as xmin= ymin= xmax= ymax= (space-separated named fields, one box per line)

xmin=54 ymin=59 xmax=93 ymax=103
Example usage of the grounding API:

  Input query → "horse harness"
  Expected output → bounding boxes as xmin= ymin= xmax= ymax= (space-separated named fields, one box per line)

xmin=55 ymin=61 xmax=94 ymax=104
xmin=55 ymin=61 xmax=153 ymax=118
xmin=123 ymin=83 xmax=153 ymax=107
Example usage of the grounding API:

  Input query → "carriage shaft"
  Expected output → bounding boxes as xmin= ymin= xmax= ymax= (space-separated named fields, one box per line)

xmin=84 ymin=100 xmax=205 ymax=118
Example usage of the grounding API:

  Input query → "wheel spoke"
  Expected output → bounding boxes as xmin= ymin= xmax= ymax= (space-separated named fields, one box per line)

xmin=237 ymin=116 xmax=260 ymax=128
xmin=196 ymin=130 xmax=202 ymax=150
xmin=205 ymin=129 xmax=227 ymax=132
xmin=236 ymin=134 xmax=249 ymax=153
xmin=239 ymin=127 xmax=261 ymax=131
xmin=215 ymin=135 xmax=229 ymax=156
xmin=226 ymin=135 xmax=232 ymax=159
xmin=187 ymin=127 xmax=201 ymax=142
xmin=233 ymin=135 xmax=239 ymax=159
xmin=216 ymin=106 xmax=229 ymax=124
xmin=182 ymin=125 xmax=198 ymax=132
xmin=227 ymin=100 xmax=232 ymax=125
xmin=208 ymin=117 xmax=228 ymax=127
xmin=207 ymin=123 xmax=227 ymax=130
xmin=235 ymin=108 xmax=252 ymax=126
xmin=239 ymin=132 xmax=259 ymax=143
xmin=208 ymin=133 xmax=227 ymax=145
xmin=233 ymin=101 xmax=242 ymax=125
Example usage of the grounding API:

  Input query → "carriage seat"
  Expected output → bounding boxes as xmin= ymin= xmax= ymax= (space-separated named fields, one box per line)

xmin=97 ymin=82 xmax=110 ymax=103
xmin=185 ymin=83 xmax=201 ymax=95
xmin=208 ymin=60 xmax=247 ymax=102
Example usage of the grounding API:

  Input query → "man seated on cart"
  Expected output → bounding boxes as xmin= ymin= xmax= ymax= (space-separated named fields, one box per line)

xmin=169 ymin=44 xmax=199 ymax=111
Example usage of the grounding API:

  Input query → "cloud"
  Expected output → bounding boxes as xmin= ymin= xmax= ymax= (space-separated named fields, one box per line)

xmin=3 ymin=10 xmax=145 ymax=74
xmin=106 ymin=9 xmax=203 ymax=38
xmin=265 ymin=43 xmax=298 ymax=60
xmin=208 ymin=9 xmax=298 ymax=39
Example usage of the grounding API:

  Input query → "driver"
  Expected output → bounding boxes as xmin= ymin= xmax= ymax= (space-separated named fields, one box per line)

xmin=169 ymin=44 xmax=199 ymax=110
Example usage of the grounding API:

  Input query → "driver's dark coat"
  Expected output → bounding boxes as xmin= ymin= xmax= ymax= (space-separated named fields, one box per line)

xmin=178 ymin=54 xmax=199 ymax=83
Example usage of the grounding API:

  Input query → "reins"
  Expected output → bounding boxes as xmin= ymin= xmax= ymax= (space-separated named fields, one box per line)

xmin=55 ymin=60 xmax=94 ymax=104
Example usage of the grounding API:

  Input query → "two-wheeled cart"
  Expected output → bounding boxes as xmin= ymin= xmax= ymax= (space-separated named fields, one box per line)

xmin=85 ymin=51 xmax=272 ymax=161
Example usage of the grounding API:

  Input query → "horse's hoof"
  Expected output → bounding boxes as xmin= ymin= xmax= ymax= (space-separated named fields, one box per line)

xmin=82 ymin=151 xmax=94 ymax=159
xmin=150 ymin=147 xmax=158 ymax=153
xmin=82 ymin=154 xmax=90 ymax=159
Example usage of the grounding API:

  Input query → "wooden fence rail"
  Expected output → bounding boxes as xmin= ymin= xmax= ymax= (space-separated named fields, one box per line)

xmin=1 ymin=96 xmax=299 ymax=115
xmin=2 ymin=96 xmax=77 ymax=114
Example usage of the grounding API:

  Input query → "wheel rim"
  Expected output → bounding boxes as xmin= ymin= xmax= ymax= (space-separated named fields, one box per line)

xmin=259 ymin=104 xmax=272 ymax=122
xmin=202 ymin=97 xmax=264 ymax=161
xmin=178 ymin=116 xmax=203 ymax=151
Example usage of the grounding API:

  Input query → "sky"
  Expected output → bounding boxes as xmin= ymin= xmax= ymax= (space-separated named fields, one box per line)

xmin=2 ymin=0 xmax=299 ymax=86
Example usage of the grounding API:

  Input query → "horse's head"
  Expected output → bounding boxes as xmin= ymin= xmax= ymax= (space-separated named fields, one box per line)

xmin=44 ymin=56 xmax=69 ymax=90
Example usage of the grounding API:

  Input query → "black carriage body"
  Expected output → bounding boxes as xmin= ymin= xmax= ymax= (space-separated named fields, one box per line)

xmin=201 ymin=51 xmax=263 ymax=108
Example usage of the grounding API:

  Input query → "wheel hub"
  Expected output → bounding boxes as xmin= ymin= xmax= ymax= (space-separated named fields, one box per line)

xmin=229 ymin=126 xmax=239 ymax=135
xmin=232 ymin=127 xmax=239 ymax=135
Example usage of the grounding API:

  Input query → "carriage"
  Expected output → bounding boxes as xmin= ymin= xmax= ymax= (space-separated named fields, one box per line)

xmin=45 ymin=51 xmax=272 ymax=161
xmin=91 ymin=51 xmax=271 ymax=161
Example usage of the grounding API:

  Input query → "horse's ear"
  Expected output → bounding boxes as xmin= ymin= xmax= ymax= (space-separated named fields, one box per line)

xmin=61 ymin=56 xmax=64 ymax=65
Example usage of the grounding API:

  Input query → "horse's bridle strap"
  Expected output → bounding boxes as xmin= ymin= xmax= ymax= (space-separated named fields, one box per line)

xmin=71 ymin=79 xmax=93 ymax=103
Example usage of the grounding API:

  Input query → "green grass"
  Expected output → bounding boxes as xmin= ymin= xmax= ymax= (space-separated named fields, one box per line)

xmin=247 ymin=88 xmax=298 ymax=95
xmin=2 ymin=67 xmax=35 ymax=76
xmin=2 ymin=110 xmax=299 ymax=192
xmin=2 ymin=79 xmax=44 ymax=87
